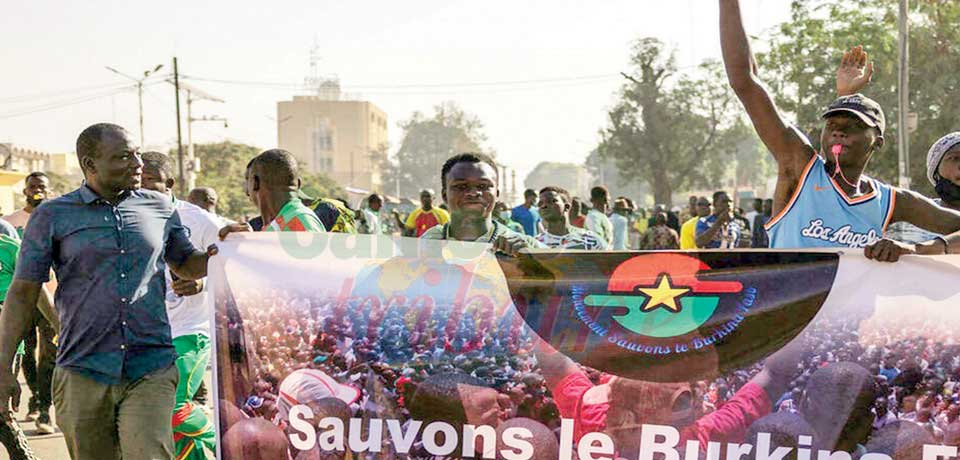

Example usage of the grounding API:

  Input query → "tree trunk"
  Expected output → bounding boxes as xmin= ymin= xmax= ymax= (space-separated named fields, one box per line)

xmin=652 ymin=175 xmax=672 ymax=207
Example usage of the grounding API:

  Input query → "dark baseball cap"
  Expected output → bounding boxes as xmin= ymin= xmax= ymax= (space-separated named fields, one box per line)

xmin=821 ymin=93 xmax=885 ymax=135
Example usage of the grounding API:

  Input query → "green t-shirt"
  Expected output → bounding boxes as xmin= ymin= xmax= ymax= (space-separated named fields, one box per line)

xmin=420 ymin=220 xmax=545 ymax=249
xmin=0 ymin=234 xmax=20 ymax=302
xmin=265 ymin=199 xmax=327 ymax=232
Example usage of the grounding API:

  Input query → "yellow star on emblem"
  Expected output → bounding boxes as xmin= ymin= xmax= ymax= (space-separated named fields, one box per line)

xmin=638 ymin=274 xmax=690 ymax=313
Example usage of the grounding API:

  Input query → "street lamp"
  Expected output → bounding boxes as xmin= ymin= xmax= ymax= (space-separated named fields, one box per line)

xmin=105 ymin=64 xmax=164 ymax=147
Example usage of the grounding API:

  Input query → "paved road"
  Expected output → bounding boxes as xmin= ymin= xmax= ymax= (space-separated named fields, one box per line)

xmin=0 ymin=373 xmax=215 ymax=460
xmin=0 ymin=377 xmax=68 ymax=460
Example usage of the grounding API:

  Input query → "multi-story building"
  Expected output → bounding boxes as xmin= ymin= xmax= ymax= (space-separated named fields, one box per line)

xmin=0 ymin=143 xmax=83 ymax=213
xmin=277 ymin=83 xmax=388 ymax=193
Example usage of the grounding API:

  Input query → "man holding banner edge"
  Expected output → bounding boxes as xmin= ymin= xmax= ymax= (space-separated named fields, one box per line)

xmin=420 ymin=152 xmax=545 ymax=255
xmin=719 ymin=0 xmax=960 ymax=261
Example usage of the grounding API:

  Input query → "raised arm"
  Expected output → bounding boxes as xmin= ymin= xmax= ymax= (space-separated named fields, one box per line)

xmin=719 ymin=0 xmax=813 ymax=178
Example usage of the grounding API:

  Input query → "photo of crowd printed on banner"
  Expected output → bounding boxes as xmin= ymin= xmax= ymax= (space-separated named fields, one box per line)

xmin=209 ymin=232 xmax=960 ymax=460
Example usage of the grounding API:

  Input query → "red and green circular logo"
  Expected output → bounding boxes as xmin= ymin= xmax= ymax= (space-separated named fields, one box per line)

xmin=582 ymin=253 xmax=745 ymax=338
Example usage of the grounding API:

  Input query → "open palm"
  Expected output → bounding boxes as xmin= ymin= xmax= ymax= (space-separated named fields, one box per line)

xmin=836 ymin=45 xmax=875 ymax=96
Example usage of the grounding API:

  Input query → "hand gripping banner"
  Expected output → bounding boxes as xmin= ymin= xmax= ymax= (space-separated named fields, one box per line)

xmin=208 ymin=233 xmax=960 ymax=460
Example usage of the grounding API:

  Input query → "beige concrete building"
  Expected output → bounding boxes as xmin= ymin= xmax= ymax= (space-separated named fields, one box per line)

xmin=277 ymin=92 xmax=388 ymax=193
xmin=0 ymin=144 xmax=81 ymax=178
xmin=0 ymin=144 xmax=83 ymax=213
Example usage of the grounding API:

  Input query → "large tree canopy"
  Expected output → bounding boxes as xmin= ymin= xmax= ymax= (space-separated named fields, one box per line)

xmin=179 ymin=142 xmax=343 ymax=220
xmin=384 ymin=102 xmax=491 ymax=197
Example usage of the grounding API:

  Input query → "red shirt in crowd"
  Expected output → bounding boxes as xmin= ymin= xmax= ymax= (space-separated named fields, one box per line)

xmin=551 ymin=371 xmax=771 ymax=448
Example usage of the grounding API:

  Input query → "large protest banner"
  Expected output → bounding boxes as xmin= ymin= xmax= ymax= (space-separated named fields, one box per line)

xmin=209 ymin=233 xmax=960 ymax=460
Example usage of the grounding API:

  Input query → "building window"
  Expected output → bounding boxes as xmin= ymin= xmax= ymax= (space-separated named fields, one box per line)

xmin=312 ymin=119 xmax=333 ymax=152
xmin=311 ymin=118 xmax=334 ymax=170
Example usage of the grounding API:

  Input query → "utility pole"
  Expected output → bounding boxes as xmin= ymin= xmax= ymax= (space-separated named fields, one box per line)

xmin=897 ymin=0 xmax=911 ymax=188
xmin=180 ymin=82 xmax=225 ymax=192
xmin=173 ymin=57 xmax=185 ymax=196
xmin=104 ymin=63 xmax=163 ymax=147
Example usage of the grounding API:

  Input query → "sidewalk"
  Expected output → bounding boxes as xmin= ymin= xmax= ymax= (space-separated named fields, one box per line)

xmin=0 ymin=377 xmax=68 ymax=460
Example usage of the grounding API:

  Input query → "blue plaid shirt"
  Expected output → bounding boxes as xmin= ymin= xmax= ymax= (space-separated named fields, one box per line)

xmin=14 ymin=185 xmax=198 ymax=384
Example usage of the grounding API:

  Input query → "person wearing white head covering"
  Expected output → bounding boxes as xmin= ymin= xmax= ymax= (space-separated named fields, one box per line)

xmin=927 ymin=132 xmax=960 ymax=211
xmin=886 ymin=133 xmax=960 ymax=244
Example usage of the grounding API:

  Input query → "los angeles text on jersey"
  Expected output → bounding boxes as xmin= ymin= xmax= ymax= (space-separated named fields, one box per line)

xmin=800 ymin=219 xmax=882 ymax=248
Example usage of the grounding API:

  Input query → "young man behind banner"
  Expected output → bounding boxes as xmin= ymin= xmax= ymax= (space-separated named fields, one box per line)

xmin=420 ymin=153 xmax=543 ymax=255
xmin=221 ymin=149 xmax=327 ymax=238
xmin=142 ymin=152 xmax=221 ymax=460
xmin=536 ymin=186 xmax=607 ymax=250
xmin=719 ymin=0 xmax=960 ymax=261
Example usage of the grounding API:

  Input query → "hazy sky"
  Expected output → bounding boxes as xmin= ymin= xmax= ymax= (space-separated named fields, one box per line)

xmin=0 ymin=0 xmax=791 ymax=187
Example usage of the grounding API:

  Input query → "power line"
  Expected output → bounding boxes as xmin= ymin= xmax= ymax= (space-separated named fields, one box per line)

xmin=0 ymin=83 xmax=144 ymax=120
xmin=0 ymin=75 xmax=168 ymax=105
xmin=0 ymin=82 xmax=132 ymax=104
xmin=181 ymin=73 xmax=620 ymax=90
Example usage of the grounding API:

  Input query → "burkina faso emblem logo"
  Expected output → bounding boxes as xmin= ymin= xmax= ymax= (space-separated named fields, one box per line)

xmin=503 ymin=250 xmax=838 ymax=381
xmin=581 ymin=253 xmax=746 ymax=339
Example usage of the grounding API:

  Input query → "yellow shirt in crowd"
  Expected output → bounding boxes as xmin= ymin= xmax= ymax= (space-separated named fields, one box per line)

xmin=680 ymin=216 xmax=699 ymax=249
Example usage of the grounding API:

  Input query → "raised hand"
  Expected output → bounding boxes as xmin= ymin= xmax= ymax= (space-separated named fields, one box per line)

xmin=836 ymin=45 xmax=875 ymax=96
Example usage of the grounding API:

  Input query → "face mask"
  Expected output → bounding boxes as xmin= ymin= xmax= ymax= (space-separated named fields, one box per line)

xmin=499 ymin=211 xmax=512 ymax=221
xmin=936 ymin=177 xmax=960 ymax=204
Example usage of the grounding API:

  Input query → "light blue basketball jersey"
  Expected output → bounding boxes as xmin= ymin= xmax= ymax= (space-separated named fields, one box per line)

xmin=767 ymin=155 xmax=896 ymax=249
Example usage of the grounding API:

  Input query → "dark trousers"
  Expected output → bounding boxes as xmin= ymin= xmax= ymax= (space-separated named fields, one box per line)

xmin=20 ymin=311 xmax=56 ymax=414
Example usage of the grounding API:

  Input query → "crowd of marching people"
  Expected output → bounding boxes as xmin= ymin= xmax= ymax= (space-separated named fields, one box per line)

xmin=2 ymin=0 xmax=960 ymax=459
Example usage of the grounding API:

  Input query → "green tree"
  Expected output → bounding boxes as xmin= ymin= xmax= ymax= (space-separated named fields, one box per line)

xmin=724 ymin=119 xmax=772 ymax=194
xmin=388 ymin=102 xmax=492 ymax=197
xmin=177 ymin=142 xmax=344 ymax=220
xmin=524 ymin=162 xmax=590 ymax=199
xmin=757 ymin=0 xmax=960 ymax=194
xmin=597 ymin=38 xmax=737 ymax=205
xmin=584 ymin=149 xmax=649 ymax=204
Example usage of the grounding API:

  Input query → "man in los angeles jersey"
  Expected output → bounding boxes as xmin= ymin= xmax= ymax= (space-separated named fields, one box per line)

xmin=536 ymin=186 xmax=607 ymax=250
xmin=720 ymin=1 xmax=960 ymax=261
xmin=400 ymin=189 xmax=450 ymax=237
